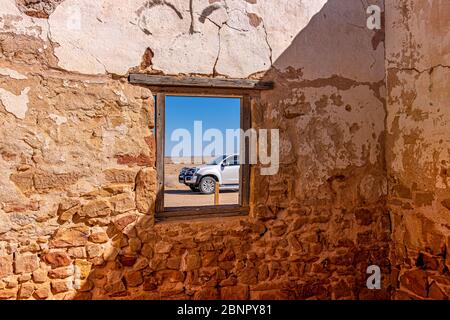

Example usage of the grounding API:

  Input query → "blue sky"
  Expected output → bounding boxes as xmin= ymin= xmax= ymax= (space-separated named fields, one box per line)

xmin=162 ymin=96 xmax=241 ymax=157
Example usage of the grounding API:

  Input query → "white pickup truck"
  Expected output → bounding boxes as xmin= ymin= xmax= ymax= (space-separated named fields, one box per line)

xmin=178 ymin=155 xmax=240 ymax=194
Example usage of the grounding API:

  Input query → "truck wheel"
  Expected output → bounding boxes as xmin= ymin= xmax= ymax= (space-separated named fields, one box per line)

xmin=189 ymin=186 xmax=199 ymax=192
xmin=199 ymin=177 xmax=216 ymax=194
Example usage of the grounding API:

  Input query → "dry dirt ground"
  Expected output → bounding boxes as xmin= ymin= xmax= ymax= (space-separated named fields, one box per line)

xmin=164 ymin=159 xmax=239 ymax=208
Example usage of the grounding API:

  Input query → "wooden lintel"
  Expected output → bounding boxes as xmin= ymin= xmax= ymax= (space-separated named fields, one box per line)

xmin=129 ymin=74 xmax=274 ymax=90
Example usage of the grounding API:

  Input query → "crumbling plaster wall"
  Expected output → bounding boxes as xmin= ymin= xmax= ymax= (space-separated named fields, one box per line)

xmin=9 ymin=0 xmax=328 ymax=77
xmin=0 ymin=0 xmax=391 ymax=300
xmin=254 ymin=0 xmax=390 ymax=299
xmin=385 ymin=0 xmax=450 ymax=300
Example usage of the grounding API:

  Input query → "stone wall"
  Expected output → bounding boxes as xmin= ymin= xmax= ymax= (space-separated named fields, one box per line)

xmin=0 ymin=0 xmax=392 ymax=300
xmin=254 ymin=0 xmax=390 ymax=299
xmin=385 ymin=0 xmax=450 ymax=300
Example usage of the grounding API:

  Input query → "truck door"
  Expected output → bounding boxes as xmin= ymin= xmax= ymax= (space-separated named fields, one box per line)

xmin=221 ymin=155 xmax=240 ymax=185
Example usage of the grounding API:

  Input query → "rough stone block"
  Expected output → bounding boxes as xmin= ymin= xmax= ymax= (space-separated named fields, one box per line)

xmin=51 ymin=279 xmax=73 ymax=293
xmin=34 ymin=284 xmax=50 ymax=299
xmin=43 ymin=251 xmax=72 ymax=268
xmin=220 ymin=285 xmax=249 ymax=300
xmin=124 ymin=270 xmax=143 ymax=287
xmin=80 ymin=199 xmax=111 ymax=218
xmin=135 ymin=167 xmax=156 ymax=214
xmin=49 ymin=266 xmax=74 ymax=279
xmin=74 ymin=259 xmax=92 ymax=280
xmin=109 ymin=193 xmax=136 ymax=213
xmin=14 ymin=254 xmax=40 ymax=274
xmin=18 ymin=282 xmax=34 ymax=299
xmin=0 ymin=256 xmax=13 ymax=278
xmin=104 ymin=168 xmax=137 ymax=184
xmin=89 ymin=229 xmax=109 ymax=243
xmin=0 ymin=288 xmax=17 ymax=300
xmin=32 ymin=269 xmax=48 ymax=283
xmin=399 ymin=269 xmax=428 ymax=298
xmin=50 ymin=225 xmax=89 ymax=248
xmin=112 ymin=213 xmax=138 ymax=231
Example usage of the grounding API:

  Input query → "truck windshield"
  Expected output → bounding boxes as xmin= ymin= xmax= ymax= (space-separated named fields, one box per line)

xmin=207 ymin=155 xmax=227 ymax=165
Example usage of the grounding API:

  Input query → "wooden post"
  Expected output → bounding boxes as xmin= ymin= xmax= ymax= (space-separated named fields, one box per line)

xmin=214 ymin=181 xmax=220 ymax=206
xmin=155 ymin=93 xmax=165 ymax=214
xmin=239 ymin=94 xmax=251 ymax=207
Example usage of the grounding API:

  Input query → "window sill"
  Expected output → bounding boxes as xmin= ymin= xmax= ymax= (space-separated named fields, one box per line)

xmin=155 ymin=205 xmax=249 ymax=222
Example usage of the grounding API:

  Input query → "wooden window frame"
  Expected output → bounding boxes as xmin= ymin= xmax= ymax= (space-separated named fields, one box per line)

xmin=128 ymin=74 xmax=273 ymax=221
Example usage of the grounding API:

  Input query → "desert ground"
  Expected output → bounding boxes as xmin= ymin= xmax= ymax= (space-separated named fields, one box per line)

xmin=164 ymin=157 xmax=239 ymax=208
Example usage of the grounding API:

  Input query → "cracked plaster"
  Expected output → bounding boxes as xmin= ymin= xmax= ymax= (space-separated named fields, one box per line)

xmin=2 ymin=0 xmax=327 ymax=77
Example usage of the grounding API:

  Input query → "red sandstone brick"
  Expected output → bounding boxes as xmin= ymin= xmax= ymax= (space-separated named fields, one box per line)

xmin=399 ymin=269 xmax=428 ymax=298
xmin=43 ymin=251 xmax=72 ymax=268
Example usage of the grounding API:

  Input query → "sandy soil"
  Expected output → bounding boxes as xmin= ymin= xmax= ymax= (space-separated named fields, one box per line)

xmin=164 ymin=188 xmax=239 ymax=207
xmin=164 ymin=157 xmax=239 ymax=207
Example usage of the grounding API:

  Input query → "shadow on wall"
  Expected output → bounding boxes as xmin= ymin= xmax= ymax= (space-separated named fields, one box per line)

xmin=68 ymin=0 xmax=390 ymax=300
xmin=252 ymin=0 xmax=390 ymax=299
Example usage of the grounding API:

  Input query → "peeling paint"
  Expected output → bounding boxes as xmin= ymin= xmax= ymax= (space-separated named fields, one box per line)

xmin=0 ymin=87 xmax=30 ymax=119
xmin=0 ymin=67 xmax=28 ymax=80
xmin=49 ymin=113 xmax=68 ymax=125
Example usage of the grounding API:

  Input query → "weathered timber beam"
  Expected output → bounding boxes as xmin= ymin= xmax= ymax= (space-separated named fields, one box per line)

xmin=128 ymin=74 xmax=274 ymax=90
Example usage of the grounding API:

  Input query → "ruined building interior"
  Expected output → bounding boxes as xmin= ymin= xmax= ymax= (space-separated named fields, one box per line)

xmin=0 ymin=0 xmax=449 ymax=300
